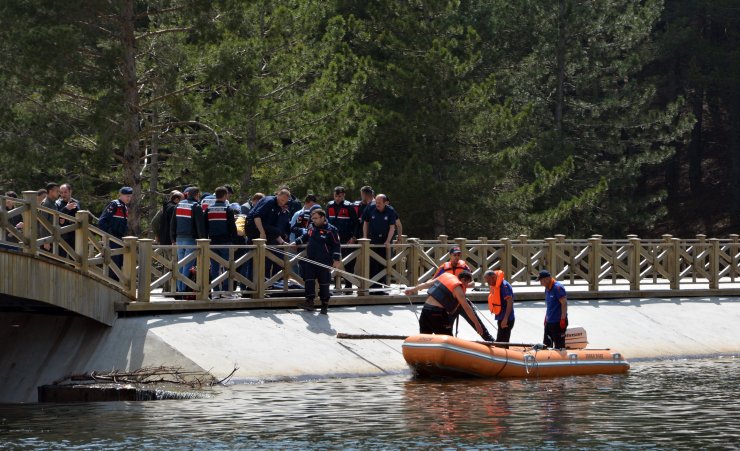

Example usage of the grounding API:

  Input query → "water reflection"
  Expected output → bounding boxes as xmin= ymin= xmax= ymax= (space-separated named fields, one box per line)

xmin=0 ymin=357 xmax=737 ymax=449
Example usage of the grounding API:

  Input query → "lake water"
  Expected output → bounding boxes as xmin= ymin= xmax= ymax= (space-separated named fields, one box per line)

xmin=1 ymin=356 xmax=738 ymax=450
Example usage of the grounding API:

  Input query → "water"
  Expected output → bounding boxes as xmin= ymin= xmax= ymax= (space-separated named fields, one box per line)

xmin=1 ymin=357 xmax=738 ymax=450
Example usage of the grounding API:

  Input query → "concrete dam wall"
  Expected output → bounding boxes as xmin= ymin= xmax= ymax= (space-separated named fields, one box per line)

xmin=2 ymin=296 xmax=739 ymax=403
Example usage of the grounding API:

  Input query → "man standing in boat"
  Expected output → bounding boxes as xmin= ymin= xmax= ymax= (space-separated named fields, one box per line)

xmin=404 ymin=271 xmax=493 ymax=341
xmin=484 ymin=269 xmax=515 ymax=344
xmin=433 ymin=246 xmax=471 ymax=278
xmin=537 ymin=270 xmax=568 ymax=349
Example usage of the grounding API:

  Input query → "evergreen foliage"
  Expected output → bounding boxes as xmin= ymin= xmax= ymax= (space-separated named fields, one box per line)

xmin=0 ymin=0 xmax=729 ymax=239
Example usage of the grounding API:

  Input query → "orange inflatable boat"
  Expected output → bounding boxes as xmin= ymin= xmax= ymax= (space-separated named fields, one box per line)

xmin=403 ymin=328 xmax=629 ymax=378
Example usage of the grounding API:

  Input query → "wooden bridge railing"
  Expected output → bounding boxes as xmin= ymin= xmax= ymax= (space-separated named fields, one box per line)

xmin=2 ymin=192 xmax=740 ymax=303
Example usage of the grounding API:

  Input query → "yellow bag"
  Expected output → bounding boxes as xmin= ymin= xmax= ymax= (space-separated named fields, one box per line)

xmin=235 ymin=215 xmax=246 ymax=237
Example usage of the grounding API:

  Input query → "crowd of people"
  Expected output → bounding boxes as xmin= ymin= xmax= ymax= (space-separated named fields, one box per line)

xmin=3 ymin=182 xmax=570 ymax=348
xmin=146 ymin=184 xmax=403 ymax=311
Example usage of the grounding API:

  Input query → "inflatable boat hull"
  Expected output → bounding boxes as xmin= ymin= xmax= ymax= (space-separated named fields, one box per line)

xmin=402 ymin=334 xmax=629 ymax=378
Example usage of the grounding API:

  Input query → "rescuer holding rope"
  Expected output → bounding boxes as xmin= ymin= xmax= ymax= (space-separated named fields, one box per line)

xmin=292 ymin=208 xmax=342 ymax=315
xmin=404 ymin=271 xmax=493 ymax=341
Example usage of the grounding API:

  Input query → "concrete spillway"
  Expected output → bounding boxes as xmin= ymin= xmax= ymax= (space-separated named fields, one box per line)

xmin=2 ymin=296 xmax=739 ymax=403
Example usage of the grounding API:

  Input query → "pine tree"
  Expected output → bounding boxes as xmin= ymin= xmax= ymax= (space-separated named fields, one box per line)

xmin=479 ymin=0 xmax=694 ymax=237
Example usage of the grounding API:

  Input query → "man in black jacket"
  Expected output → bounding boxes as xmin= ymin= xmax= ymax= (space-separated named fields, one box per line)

xmin=154 ymin=190 xmax=183 ymax=245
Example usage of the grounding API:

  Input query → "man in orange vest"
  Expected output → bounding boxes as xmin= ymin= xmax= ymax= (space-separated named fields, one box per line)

xmin=433 ymin=245 xmax=471 ymax=278
xmin=484 ymin=269 xmax=515 ymax=344
xmin=405 ymin=271 xmax=493 ymax=341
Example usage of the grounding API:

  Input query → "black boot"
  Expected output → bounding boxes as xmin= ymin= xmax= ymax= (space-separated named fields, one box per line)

xmin=320 ymin=300 xmax=329 ymax=315
xmin=298 ymin=298 xmax=316 ymax=311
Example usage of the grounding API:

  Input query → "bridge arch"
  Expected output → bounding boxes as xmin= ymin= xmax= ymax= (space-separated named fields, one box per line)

xmin=0 ymin=250 xmax=132 ymax=326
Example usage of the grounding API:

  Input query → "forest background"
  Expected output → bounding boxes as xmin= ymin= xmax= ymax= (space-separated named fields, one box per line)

xmin=0 ymin=0 xmax=737 ymax=240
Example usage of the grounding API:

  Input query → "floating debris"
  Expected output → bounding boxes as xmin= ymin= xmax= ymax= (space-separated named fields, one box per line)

xmin=38 ymin=365 xmax=238 ymax=402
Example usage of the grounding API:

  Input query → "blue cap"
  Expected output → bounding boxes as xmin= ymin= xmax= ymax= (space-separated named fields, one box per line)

xmin=537 ymin=270 xmax=551 ymax=280
xmin=119 ymin=186 xmax=133 ymax=195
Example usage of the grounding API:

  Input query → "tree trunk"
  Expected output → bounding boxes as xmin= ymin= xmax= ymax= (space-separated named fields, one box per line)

xmin=730 ymin=103 xmax=740 ymax=227
xmin=554 ymin=0 xmax=567 ymax=138
xmin=147 ymin=109 xmax=160 ymax=238
xmin=433 ymin=207 xmax=446 ymax=238
xmin=120 ymin=0 xmax=142 ymax=235
xmin=688 ymin=90 xmax=703 ymax=195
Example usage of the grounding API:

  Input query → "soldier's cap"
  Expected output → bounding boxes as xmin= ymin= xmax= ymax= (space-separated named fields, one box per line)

xmin=449 ymin=246 xmax=462 ymax=255
xmin=119 ymin=186 xmax=133 ymax=195
xmin=536 ymin=270 xmax=551 ymax=280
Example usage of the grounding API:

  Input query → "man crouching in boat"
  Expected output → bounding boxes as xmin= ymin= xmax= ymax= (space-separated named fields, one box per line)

xmin=404 ymin=271 xmax=493 ymax=341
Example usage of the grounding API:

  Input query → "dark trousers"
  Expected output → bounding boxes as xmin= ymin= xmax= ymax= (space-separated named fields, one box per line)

xmin=419 ymin=305 xmax=454 ymax=335
xmin=303 ymin=262 xmax=331 ymax=302
xmin=496 ymin=319 xmax=515 ymax=345
xmin=458 ymin=305 xmax=494 ymax=341
xmin=544 ymin=320 xmax=568 ymax=349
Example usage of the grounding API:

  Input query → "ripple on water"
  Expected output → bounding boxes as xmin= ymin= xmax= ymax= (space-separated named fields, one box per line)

xmin=0 ymin=356 xmax=737 ymax=449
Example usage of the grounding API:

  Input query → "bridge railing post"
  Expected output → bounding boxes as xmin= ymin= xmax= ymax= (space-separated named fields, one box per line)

xmin=588 ymin=236 xmax=601 ymax=291
xmin=501 ymin=238 xmax=512 ymax=281
xmin=253 ymin=238 xmax=267 ymax=299
xmin=137 ymin=238 xmax=153 ymax=302
xmin=196 ymin=239 xmax=210 ymax=300
xmin=709 ymin=238 xmax=720 ymax=289
xmin=122 ymin=236 xmax=138 ymax=298
xmin=554 ymin=234 xmax=566 ymax=276
xmin=437 ymin=235 xmax=448 ymax=265
xmin=358 ymin=238 xmax=370 ymax=296
xmin=545 ymin=237 xmax=557 ymax=277
xmin=21 ymin=191 xmax=38 ymax=255
xmin=75 ymin=211 xmax=90 ymax=271
xmin=629 ymin=237 xmax=641 ymax=291
xmin=669 ymin=236 xmax=681 ymax=290
xmin=408 ymin=237 xmax=420 ymax=287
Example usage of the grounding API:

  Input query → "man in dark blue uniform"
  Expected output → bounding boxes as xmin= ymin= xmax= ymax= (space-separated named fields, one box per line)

xmin=246 ymin=188 xmax=291 ymax=245
xmin=326 ymin=186 xmax=359 ymax=291
xmin=246 ymin=187 xmax=292 ymax=277
xmin=205 ymin=186 xmax=238 ymax=297
xmin=362 ymin=193 xmax=398 ymax=295
xmin=98 ymin=186 xmax=133 ymax=281
xmin=56 ymin=183 xmax=80 ymax=258
xmin=292 ymin=209 xmax=341 ymax=315
xmin=353 ymin=185 xmax=374 ymax=240
xmin=538 ymin=269 xmax=569 ymax=349
xmin=170 ymin=186 xmax=206 ymax=294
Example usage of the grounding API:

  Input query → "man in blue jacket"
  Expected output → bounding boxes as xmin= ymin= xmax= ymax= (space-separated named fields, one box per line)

xmin=170 ymin=186 xmax=206 ymax=294
xmin=205 ymin=186 xmax=238 ymax=297
xmin=326 ymin=186 xmax=359 ymax=291
xmin=538 ymin=269 xmax=568 ymax=349
xmin=98 ymin=186 xmax=133 ymax=281
xmin=292 ymin=209 xmax=341 ymax=315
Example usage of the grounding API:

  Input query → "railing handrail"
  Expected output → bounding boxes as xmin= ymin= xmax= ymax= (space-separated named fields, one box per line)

xmin=3 ymin=193 xmax=740 ymax=302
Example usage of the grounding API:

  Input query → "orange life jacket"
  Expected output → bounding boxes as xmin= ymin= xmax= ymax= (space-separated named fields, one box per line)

xmin=428 ymin=272 xmax=464 ymax=314
xmin=487 ymin=270 xmax=505 ymax=315
xmin=438 ymin=260 xmax=470 ymax=277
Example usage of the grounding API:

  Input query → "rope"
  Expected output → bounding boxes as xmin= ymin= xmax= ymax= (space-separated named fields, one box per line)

xmin=266 ymin=245 xmax=420 ymax=320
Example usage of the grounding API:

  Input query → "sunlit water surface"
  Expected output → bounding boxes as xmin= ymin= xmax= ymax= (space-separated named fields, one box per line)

xmin=1 ymin=357 xmax=738 ymax=450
